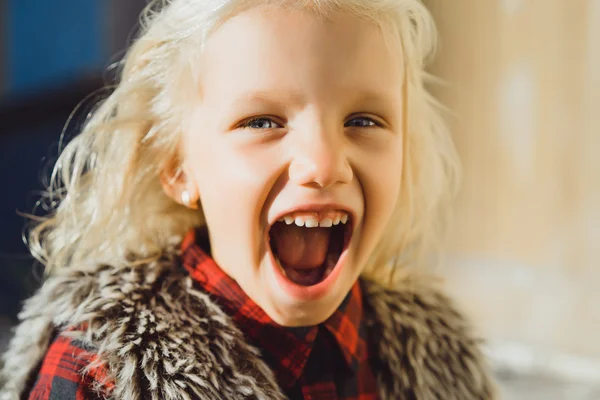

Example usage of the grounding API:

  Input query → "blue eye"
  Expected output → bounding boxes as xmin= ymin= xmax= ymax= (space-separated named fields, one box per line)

xmin=240 ymin=117 xmax=281 ymax=130
xmin=345 ymin=117 xmax=378 ymax=128
xmin=239 ymin=116 xmax=381 ymax=130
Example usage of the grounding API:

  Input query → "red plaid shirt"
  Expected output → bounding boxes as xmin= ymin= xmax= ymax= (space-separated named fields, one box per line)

xmin=27 ymin=229 xmax=378 ymax=399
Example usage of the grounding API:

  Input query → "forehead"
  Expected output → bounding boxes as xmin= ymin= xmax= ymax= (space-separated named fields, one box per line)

xmin=197 ymin=6 xmax=404 ymax=105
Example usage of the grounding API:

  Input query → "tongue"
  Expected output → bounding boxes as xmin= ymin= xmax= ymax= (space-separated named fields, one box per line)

xmin=271 ymin=224 xmax=331 ymax=269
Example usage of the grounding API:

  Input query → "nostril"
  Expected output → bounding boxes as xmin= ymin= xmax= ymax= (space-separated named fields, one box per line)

xmin=288 ymin=151 xmax=353 ymax=189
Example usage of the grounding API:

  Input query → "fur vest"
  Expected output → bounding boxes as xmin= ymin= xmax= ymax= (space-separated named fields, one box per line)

xmin=0 ymin=252 xmax=497 ymax=400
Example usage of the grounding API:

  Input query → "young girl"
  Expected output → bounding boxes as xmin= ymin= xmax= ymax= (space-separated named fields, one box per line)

xmin=1 ymin=0 xmax=497 ymax=399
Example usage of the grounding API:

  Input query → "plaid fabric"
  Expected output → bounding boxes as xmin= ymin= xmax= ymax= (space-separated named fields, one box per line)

xmin=27 ymin=228 xmax=378 ymax=399
xmin=27 ymin=333 xmax=112 ymax=400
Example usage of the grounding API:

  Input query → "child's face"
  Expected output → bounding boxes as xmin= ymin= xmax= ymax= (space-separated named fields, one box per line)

xmin=177 ymin=6 xmax=404 ymax=326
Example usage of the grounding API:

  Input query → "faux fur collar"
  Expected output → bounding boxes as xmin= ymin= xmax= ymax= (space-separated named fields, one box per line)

xmin=1 ymin=253 xmax=496 ymax=400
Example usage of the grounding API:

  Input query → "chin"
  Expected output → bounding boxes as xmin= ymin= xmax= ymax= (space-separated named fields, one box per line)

xmin=263 ymin=291 xmax=345 ymax=327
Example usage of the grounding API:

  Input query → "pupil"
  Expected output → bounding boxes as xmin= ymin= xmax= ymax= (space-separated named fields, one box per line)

xmin=250 ymin=118 xmax=271 ymax=129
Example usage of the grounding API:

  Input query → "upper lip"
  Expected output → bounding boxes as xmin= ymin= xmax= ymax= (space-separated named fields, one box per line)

xmin=270 ymin=203 xmax=357 ymax=227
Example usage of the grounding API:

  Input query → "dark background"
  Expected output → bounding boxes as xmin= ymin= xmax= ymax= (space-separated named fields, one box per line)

xmin=0 ymin=0 xmax=146 ymax=320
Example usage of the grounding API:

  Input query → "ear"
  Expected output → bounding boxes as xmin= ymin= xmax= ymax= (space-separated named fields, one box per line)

xmin=160 ymin=160 xmax=200 ymax=209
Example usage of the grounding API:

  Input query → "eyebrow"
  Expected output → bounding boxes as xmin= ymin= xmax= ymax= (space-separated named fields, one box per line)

xmin=219 ymin=90 xmax=304 ymax=129
xmin=351 ymin=89 xmax=401 ymax=112
xmin=346 ymin=88 xmax=403 ymax=126
xmin=229 ymin=90 xmax=305 ymax=110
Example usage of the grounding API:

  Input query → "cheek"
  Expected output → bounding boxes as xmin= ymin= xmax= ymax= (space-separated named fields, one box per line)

xmin=374 ymin=153 xmax=403 ymax=208
xmin=355 ymin=143 xmax=404 ymax=252
xmin=182 ymin=131 xmax=283 ymax=259
xmin=193 ymin=146 xmax=280 ymax=218
xmin=360 ymin=137 xmax=403 ymax=206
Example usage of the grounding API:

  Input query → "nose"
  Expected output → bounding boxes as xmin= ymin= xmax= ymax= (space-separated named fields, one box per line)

xmin=288 ymin=125 xmax=353 ymax=189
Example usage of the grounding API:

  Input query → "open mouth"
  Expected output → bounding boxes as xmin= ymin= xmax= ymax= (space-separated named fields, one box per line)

xmin=268 ymin=212 xmax=353 ymax=287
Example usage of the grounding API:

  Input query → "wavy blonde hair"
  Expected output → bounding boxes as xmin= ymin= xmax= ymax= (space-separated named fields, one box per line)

xmin=28 ymin=0 xmax=460 ymax=286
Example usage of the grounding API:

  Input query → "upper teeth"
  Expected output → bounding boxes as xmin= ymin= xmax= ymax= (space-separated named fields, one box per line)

xmin=278 ymin=212 xmax=349 ymax=228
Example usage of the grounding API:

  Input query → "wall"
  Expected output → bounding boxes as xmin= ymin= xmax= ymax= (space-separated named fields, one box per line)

xmin=4 ymin=0 xmax=105 ymax=96
xmin=425 ymin=0 xmax=600 ymax=360
xmin=0 ymin=2 xmax=147 ymax=318
xmin=0 ymin=0 xmax=5 ymax=93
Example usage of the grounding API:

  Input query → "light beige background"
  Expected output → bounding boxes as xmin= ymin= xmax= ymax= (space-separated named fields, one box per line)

xmin=425 ymin=0 xmax=600 ymax=359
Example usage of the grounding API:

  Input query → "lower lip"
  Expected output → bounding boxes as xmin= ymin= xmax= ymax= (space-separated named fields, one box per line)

xmin=267 ymin=241 xmax=349 ymax=302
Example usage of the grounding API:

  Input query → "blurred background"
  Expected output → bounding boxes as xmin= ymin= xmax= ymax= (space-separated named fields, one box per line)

xmin=0 ymin=1 xmax=598 ymax=398
xmin=0 ymin=0 xmax=146 ymax=369
xmin=426 ymin=0 xmax=600 ymax=398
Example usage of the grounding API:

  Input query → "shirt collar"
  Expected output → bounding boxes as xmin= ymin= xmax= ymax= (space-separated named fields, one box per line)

xmin=180 ymin=228 xmax=366 ymax=388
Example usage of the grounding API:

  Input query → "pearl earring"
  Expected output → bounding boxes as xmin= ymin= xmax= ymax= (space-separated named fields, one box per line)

xmin=181 ymin=191 xmax=191 ymax=207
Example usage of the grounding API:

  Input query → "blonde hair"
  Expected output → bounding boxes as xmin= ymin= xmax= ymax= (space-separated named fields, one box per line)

xmin=28 ymin=0 xmax=460 ymax=286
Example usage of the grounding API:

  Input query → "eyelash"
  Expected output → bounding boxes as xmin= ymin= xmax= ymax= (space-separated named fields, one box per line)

xmin=239 ymin=117 xmax=281 ymax=130
xmin=239 ymin=116 xmax=381 ymax=130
